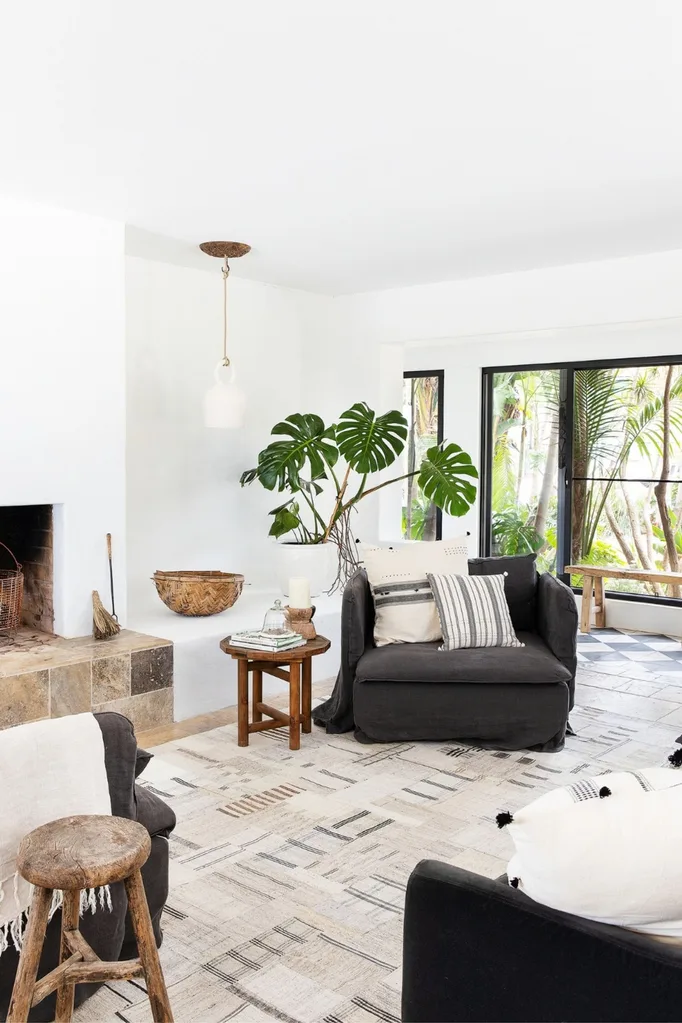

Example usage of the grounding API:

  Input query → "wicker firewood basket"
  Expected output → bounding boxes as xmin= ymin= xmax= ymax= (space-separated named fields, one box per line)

xmin=152 ymin=570 xmax=244 ymax=617
xmin=0 ymin=542 xmax=23 ymax=635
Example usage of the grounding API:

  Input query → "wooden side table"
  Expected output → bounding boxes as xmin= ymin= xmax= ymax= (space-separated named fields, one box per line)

xmin=220 ymin=635 xmax=331 ymax=750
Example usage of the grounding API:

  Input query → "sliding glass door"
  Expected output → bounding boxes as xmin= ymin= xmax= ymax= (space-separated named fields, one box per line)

xmin=481 ymin=357 xmax=682 ymax=602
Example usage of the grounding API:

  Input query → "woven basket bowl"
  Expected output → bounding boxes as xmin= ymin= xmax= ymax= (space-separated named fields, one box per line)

xmin=153 ymin=570 xmax=244 ymax=617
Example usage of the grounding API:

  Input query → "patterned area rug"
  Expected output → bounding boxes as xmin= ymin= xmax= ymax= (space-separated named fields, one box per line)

xmin=76 ymin=652 xmax=682 ymax=1023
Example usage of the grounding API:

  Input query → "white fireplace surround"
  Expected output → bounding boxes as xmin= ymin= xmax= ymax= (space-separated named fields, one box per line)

xmin=0 ymin=197 xmax=126 ymax=638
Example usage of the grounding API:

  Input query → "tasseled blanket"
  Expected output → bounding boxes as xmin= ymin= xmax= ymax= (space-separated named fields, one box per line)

xmin=0 ymin=713 xmax=112 ymax=955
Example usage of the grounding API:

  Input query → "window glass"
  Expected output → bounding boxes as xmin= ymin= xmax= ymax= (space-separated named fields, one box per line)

xmin=403 ymin=373 xmax=442 ymax=541
xmin=490 ymin=370 xmax=560 ymax=572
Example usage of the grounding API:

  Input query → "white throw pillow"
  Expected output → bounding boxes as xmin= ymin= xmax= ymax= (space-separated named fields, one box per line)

xmin=500 ymin=767 xmax=682 ymax=938
xmin=363 ymin=538 xmax=469 ymax=646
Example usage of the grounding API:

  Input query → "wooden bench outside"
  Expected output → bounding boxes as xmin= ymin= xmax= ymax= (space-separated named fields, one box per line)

xmin=565 ymin=564 xmax=682 ymax=633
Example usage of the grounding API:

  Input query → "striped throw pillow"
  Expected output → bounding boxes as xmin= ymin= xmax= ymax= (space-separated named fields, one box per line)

xmin=427 ymin=572 xmax=523 ymax=650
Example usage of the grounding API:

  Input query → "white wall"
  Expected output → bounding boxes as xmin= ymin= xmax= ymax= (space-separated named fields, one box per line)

xmin=0 ymin=196 xmax=126 ymax=637
xmin=333 ymin=248 xmax=682 ymax=345
xmin=125 ymin=253 xmax=334 ymax=617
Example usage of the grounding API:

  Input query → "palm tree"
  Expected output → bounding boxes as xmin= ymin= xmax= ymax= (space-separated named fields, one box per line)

xmin=572 ymin=366 xmax=682 ymax=572
xmin=654 ymin=365 xmax=682 ymax=595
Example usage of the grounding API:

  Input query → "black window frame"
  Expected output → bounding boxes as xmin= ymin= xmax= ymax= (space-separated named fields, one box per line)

xmin=480 ymin=353 xmax=682 ymax=607
xmin=403 ymin=369 xmax=445 ymax=542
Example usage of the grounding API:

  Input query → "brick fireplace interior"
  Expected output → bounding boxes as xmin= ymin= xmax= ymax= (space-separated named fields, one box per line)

xmin=0 ymin=505 xmax=54 ymax=634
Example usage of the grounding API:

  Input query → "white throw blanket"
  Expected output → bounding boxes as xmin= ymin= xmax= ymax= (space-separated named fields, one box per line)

xmin=0 ymin=713 xmax=112 ymax=954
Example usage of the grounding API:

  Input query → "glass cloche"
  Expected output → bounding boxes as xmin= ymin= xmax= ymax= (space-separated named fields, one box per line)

xmin=261 ymin=598 xmax=288 ymax=635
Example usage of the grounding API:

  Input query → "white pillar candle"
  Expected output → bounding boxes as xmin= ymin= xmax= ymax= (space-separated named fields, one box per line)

xmin=288 ymin=577 xmax=311 ymax=608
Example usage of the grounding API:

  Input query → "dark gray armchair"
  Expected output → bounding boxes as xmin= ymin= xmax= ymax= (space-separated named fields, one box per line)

xmin=403 ymin=859 xmax=682 ymax=1022
xmin=314 ymin=554 xmax=578 ymax=752
xmin=0 ymin=712 xmax=176 ymax=1022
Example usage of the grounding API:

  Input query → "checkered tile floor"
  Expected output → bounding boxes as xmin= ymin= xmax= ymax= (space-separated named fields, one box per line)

xmin=577 ymin=628 xmax=682 ymax=675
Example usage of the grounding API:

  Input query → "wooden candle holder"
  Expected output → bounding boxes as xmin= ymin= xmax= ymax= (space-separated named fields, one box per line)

xmin=285 ymin=605 xmax=317 ymax=640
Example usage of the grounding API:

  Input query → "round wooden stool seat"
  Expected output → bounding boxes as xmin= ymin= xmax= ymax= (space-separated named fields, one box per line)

xmin=17 ymin=815 xmax=151 ymax=890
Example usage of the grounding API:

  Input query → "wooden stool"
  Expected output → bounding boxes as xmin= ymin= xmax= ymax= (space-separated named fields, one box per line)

xmin=220 ymin=635 xmax=331 ymax=750
xmin=8 ymin=815 xmax=173 ymax=1023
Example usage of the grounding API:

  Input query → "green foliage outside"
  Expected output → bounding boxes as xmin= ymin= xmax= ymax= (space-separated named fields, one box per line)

xmin=402 ymin=376 xmax=442 ymax=540
xmin=491 ymin=365 xmax=682 ymax=597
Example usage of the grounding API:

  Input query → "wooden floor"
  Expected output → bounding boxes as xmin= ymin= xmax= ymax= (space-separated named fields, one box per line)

xmin=137 ymin=683 xmax=331 ymax=748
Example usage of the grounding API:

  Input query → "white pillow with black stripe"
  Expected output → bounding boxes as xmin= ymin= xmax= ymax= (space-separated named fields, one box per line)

xmin=497 ymin=767 xmax=682 ymax=938
xmin=427 ymin=571 xmax=522 ymax=650
xmin=363 ymin=539 xmax=468 ymax=646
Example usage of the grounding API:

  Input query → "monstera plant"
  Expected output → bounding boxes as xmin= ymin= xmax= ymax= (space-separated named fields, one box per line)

xmin=241 ymin=402 xmax=478 ymax=591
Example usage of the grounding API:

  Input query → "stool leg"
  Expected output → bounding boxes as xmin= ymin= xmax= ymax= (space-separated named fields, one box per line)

xmin=252 ymin=667 xmax=263 ymax=723
xmin=289 ymin=661 xmax=301 ymax=751
xmin=237 ymin=658 xmax=249 ymax=746
xmin=55 ymin=890 xmax=80 ymax=1022
xmin=7 ymin=885 xmax=53 ymax=1023
xmin=125 ymin=869 xmax=173 ymax=1023
xmin=302 ymin=657 xmax=312 ymax=733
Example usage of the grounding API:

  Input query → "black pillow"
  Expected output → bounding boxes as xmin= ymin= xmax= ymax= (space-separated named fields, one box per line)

xmin=468 ymin=554 xmax=537 ymax=632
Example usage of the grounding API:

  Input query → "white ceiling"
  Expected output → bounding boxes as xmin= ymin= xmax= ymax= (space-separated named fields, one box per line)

xmin=3 ymin=0 xmax=682 ymax=294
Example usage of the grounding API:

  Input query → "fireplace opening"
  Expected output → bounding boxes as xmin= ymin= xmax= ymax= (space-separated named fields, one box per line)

xmin=0 ymin=505 xmax=54 ymax=634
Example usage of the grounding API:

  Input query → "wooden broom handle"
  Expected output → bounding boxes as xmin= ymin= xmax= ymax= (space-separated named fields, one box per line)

xmin=106 ymin=533 xmax=112 ymax=560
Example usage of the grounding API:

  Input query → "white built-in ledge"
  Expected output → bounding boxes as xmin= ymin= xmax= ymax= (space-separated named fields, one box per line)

xmin=127 ymin=585 xmax=342 ymax=723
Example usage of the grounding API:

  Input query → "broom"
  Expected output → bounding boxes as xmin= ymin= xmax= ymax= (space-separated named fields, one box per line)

xmin=92 ymin=534 xmax=121 ymax=639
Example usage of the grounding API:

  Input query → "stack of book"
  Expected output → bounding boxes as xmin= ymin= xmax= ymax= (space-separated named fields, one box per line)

xmin=230 ymin=629 xmax=306 ymax=652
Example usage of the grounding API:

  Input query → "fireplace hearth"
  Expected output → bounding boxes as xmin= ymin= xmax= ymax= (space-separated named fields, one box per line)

xmin=0 ymin=505 xmax=54 ymax=634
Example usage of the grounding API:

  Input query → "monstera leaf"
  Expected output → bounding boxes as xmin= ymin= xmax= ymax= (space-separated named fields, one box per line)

xmin=268 ymin=501 xmax=302 ymax=538
xmin=418 ymin=443 xmax=478 ymax=517
xmin=335 ymin=402 xmax=408 ymax=474
xmin=240 ymin=413 xmax=338 ymax=493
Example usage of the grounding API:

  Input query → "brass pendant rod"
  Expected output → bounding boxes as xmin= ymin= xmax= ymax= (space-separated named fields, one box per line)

xmin=222 ymin=257 xmax=230 ymax=367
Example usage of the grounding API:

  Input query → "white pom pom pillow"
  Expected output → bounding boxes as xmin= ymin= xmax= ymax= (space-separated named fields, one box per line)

xmin=497 ymin=767 xmax=682 ymax=938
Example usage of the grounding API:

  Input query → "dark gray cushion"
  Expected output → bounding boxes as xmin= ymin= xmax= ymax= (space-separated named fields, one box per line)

xmin=135 ymin=747 xmax=153 ymax=778
xmin=95 ymin=710 xmax=138 ymax=819
xmin=134 ymin=783 xmax=176 ymax=838
xmin=356 ymin=631 xmax=571 ymax=684
xmin=469 ymin=553 xmax=537 ymax=631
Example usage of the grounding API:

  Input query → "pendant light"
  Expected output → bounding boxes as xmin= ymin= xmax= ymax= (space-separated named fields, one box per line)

xmin=200 ymin=240 xmax=251 ymax=429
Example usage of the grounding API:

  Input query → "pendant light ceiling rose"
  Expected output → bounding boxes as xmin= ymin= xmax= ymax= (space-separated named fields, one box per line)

xmin=199 ymin=241 xmax=251 ymax=259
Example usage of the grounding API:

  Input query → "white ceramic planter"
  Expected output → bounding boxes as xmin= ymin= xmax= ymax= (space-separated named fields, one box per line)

xmin=275 ymin=541 xmax=337 ymax=597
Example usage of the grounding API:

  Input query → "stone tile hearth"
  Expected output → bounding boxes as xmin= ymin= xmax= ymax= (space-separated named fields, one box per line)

xmin=0 ymin=628 xmax=174 ymax=732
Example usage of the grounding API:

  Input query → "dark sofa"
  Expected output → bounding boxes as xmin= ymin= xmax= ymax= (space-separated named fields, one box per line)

xmin=0 ymin=711 xmax=176 ymax=1022
xmin=314 ymin=554 xmax=578 ymax=751
xmin=402 ymin=859 xmax=682 ymax=1022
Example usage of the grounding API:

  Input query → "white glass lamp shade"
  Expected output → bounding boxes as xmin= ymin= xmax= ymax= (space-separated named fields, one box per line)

xmin=204 ymin=363 xmax=246 ymax=429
